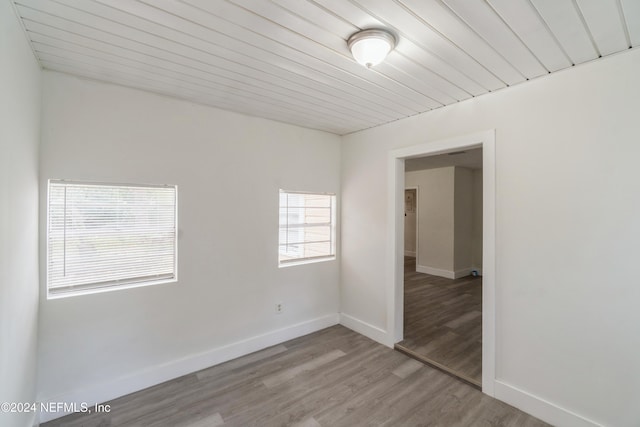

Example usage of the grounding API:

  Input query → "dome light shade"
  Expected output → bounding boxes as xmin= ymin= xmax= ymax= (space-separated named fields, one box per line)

xmin=348 ymin=29 xmax=396 ymax=68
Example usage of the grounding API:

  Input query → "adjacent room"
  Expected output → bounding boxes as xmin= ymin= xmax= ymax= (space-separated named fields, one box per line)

xmin=398 ymin=149 xmax=484 ymax=387
xmin=2 ymin=1 xmax=640 ymax=426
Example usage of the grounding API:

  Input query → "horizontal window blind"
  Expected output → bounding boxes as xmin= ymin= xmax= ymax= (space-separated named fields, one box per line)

xmin=279 ymin=191 xmax=335 ymax=265
xmin=47 ymin=180 xmax=177 ymax=297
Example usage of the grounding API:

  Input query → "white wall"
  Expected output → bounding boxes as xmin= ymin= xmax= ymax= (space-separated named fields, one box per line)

xmin=472 ymin=168 xmax=483 ymax=271
xmin=37 ymin=71 xmax=341 ymax=420
xmin=453 ymin=167 xmax=473 ymax=273
xmin=405 ymin=166 xmax=476 ymax=278
xmin=0 ymin=3 xmax=42 ymax=427
xmin=341 ymin=49 xmax=640 ymax=427
xmin=405 ymin=167 xmax=455 ymax=273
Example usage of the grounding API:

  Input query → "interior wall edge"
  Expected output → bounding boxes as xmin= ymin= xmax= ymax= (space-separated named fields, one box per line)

xmin=0 ymin=2 xmax=42 ymax=427
xmin=338 ymin=313 xmax=392 ymax=348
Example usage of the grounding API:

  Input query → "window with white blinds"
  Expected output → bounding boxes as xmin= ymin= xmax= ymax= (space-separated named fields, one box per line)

xmin=279 ymin=190 xmax=336 ymax=266
xmin=47 ymin=180 xmax=177 ymax=298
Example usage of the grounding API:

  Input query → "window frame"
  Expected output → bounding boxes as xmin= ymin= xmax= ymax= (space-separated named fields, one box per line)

xmin=46 ymin=179 xmax=178 ymax=299
xmin=278 ymin=189 xmax=337 ymax=267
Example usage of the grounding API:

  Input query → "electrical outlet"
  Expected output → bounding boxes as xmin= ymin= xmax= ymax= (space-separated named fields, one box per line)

xmin=275 ymin=302 xmax=283 ymax=314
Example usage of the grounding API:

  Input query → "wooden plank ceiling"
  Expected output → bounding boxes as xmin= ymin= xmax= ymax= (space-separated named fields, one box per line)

xmin=12 ymin=0 xmax=639 ymax=135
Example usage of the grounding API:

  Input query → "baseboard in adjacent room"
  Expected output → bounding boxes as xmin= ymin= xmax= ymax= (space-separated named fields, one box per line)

xmin=404 ymin=251 xmax=416 ymax=257
xmin=37 ymin=313 xmax=340 ymax=423
xmin=494 ymin=380 xmax=603 ymax=427
xmin=416 ymin=264 xmax=455 ymax=279
xmin=415 ymin=265 xmax=482 ymax=279
xmin=453 ymin=268 xmax=473 ymax=279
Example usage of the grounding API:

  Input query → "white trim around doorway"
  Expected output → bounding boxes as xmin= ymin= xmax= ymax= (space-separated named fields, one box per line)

xmin=386 ymin=129 xmax=496 ymax=396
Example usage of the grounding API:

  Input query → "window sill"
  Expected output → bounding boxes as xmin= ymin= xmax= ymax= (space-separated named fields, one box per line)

xmin=278 ymin=256 xmax=336 ymax=268
xmin=46 ymin=277 xmax=177 ymax=300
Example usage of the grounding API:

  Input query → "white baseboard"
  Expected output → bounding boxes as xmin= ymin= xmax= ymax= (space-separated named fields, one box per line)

xmin=38 ymin=313 xmax=339 ymax=423
xmin=339 ymin=313 xmax=392 ymax=347
xmin=415 ymin=265 xmax=482 ymax=279
xmin=404 ymin=250 xmax=416 ymax=257
xmin=416 ymin=264 xmax=455 ymax=279
xmin=453 ymin=268 xmax=472 ymax=279
xmin=494 ymin=380 xmax=603 ymax=427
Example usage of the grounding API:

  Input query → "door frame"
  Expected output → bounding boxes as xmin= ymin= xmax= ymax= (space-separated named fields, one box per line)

xmin=387 ymin=129 xmax=496 ymax=395
xmin=403 ymin=187 xmax=419 ymax=259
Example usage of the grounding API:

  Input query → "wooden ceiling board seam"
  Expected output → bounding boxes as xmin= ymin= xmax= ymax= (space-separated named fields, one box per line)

xmin=74 ymin=0 xmax=400 ymax=119
xmin=40 ymin=0 xmax=418 ymax=118
xmin=615 ymin=0 xmax=633 ymax=48
xmin=397 ymin=0 xmax=527 ymax=84
xmin=263 ymin=0 xmax=468 ymax=103
xmin=20 ymin=0 xmax=409 ymax=119
xmin=438 ymin=0 xmax=548 ymax=78
xmin=267 ymin=0 xmax=357 ymax=39
xmin=379 ymin=54 xmax=470 ymax=103
xmin=270 ymin=0 xmax=359 ymax=37
xmin=307 ymin=0 xmax=479 ymax=98
xmin=27 ymin=31 xmax=390 ymax=126
xmin=39 ymin=58 xmax=359 ymax=133
xmin=570 ymin=0 xmax=602 ymax=57
xmin=31 ymin=38 xmax=385 ymax=126
xmin=374 ymin=60 xmax=451 ymax=105
xmin=12 ymin=0 xmax=637 ymax=135
xmin=43 ymin=64 xmax=350 ymax=134
xmin=36 ymin=49 xmax=372 ymax=130
xmin=482 ymin=0 xmax=551 ymax=74
xmin=312 ymin=0 xmax=489 ymax=95
xmin=169 ymin=19 xmax=420 ymax=116
xmin=221 ymin=0 xmax=443 ymax=111
xmin=9 ymin=1 xmax=42 ymax=67
xmin=389 ymin=52 xmax=474 ymax=101
xmin=524 ymin=0 xmax=577 ymax=66
xmin=620 ymin=0 xmax=640 ymax=46
xmin=132 ymin=0 xmax=413 ymax=119
xmin=143 ymin=1 xmax=419 ymax=118
xmin=20 ymin=24 xmax=389 ymax=127
xmin=335 ymin=0 xmax=498 ymax=93
xmin=138 ymin=11 xmax=409 ymax=115
xmin=228 ymin=0 xmax=353 ymax=58
xmin=349 ymin=0 xmax=506 ymax=90
xmin=22 ymin=19 xmax=401 ymax=123
xmin=185 ymin=0 xmax=430 ymax=113
xmin=575 ymin=0 xmax=630 ymax=55
xmin=380 ymin=38 xmax=486 ymax=97
xmin=486 ymin=0 xmax=572 ymax=72
xmin=529 ymin=0 xmax=598 ymax=64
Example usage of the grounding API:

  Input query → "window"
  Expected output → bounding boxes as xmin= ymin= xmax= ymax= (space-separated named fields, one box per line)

xmin=279 ymin=190 xmax=336 ymax=266
xmin=47 ymin=180 xmax=177 ymax=298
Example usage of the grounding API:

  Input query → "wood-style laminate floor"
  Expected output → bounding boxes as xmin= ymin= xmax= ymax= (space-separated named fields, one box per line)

xmin=397 ymin=257 xmax=482 ymax=386
xmin=43 ymin=325 xmax=548 ymax=427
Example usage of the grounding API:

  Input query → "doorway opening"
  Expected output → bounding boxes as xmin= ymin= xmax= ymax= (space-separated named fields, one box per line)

xmin=404 ymin=188 xmax=418 ymax=259
xmin=396 ymin=149 xmax=483 ymax=388
xmin=386 ymin=130 xmax=495 ymax=395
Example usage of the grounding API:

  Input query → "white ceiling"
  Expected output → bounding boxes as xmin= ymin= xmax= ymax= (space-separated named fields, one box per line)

xmin=12 ymin=0 xmax=639 ymax=135
xmin=405 ymin=147 xmax=483 ymax=172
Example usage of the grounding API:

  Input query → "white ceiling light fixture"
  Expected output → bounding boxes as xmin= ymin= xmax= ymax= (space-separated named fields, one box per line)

xmin=348 ymin=29 xmax=396 ymax=68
